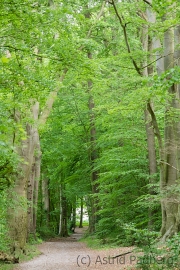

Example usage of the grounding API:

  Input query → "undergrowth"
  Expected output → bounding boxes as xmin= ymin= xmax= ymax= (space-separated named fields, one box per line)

xmin=0 ymin=237 xmax=42 ymax=270
xmin=82 ymin=223 xmax=180 ymax=270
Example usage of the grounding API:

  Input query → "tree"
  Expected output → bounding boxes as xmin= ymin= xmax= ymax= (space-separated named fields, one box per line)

xmin=109 ymin=0 xmax=180 ymax=238
xmin=1 ymin=0 xmax=73 ymax=254
xmin=143 ymin=1 xmax=180 ymax=239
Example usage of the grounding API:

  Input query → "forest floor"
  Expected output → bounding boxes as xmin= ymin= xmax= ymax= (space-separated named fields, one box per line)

xmin=13 ymin=227 xmax=139 ymax=270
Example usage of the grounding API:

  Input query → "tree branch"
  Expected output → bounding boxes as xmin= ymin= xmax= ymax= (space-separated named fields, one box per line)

xmin=147 ymin=102 xmax=163 ymax=152
xmin=112 ymin=251 xmax=133 ymax=259
xmin=97 ymin=1 xmax=106 ymax=20
xmin=110 ymin=0 xmax=142 ymax=76
xmin=38 ymin=70 xmax=67 ymax=126
xmin=87 ymin=1 xmax=106 ymax=38
xmin=70 ymin=87 xmax=89 ymax=141
xmin=141 ymin=53 xmax=174 ymax=70
xmin=142 ymin=0 xmax=152 ymax=7
xmin=79 ymin=1 xmax=106 ymax=50
xmin=159 ymin=161 xmax=180 ymax=172
xmin=1 ymin=45 xmax=63 ymax=62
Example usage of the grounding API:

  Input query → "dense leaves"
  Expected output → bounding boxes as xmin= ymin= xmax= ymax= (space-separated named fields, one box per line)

xmin=0 ymin=1 xmax=180 ymax=264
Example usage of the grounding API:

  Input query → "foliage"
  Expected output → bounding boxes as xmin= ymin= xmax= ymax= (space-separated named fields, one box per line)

xmin=136 ymin=233 xmax=180 ymax=270
xmin=37 ymin=224 xmax=57 ymax=240
xmin=0 ymin=191 xmax=11 ymax=252
xmin=118 ymin=223 xmax=159 ymax=247
xmin=0 ymin=243 xmax=41 ymax=270
xmin=0 ymin=149 xmax=18 ymax=191
xmin=1 ymin=0 xmax=180 ymax=261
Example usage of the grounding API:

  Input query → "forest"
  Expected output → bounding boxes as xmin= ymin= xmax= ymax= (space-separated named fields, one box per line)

xmin=0 ymin=0 xmax=180 ymax=269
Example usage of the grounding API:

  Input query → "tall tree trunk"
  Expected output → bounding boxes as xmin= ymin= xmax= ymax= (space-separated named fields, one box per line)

xmin=59 ymin=184 xmax=68 ymax=237
xmin=144 ymin=108 xmax=158 ymax=228
xmin=145 ymin=3 xmax=180 ymax=239
xmin=160 ymin=23 xmax=180 ymax=239
xmin=147 ymin=13 xmax=180 ymax=239
xmin=42 ymin=176 xmax=50 ymax=226
xmin=32 ymin=141 xmax=41 ymax=235
xmin=8 ymin=72 xmax=66 ymax=254
xmin=72 ymin=200 xmax=76 ymax=232
xmin=79 ymin=197 xmax=84 ymax=228
xmin=27 ymin=103 xmax=41 ymax=239
xmin=141 ymin=8 xmax=158 ymax=229
xmin=8 ymin=114 xmax=37 ymax=256
xmin=27 ymin=160 xmax=35 ymax=238
xmin=84 ymin=4 xmax=105 ymax=234
xmin=88 ymin=56 xmax=99 ymax=233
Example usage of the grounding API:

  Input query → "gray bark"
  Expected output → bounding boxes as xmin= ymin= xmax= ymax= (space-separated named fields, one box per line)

xmin=42 ymin=176 xmax=50 ymax=225
xmin=160 ymin=24 xmax=180 ymax=239
xmin=79 ymin=197 xmax=84 ymax=228
xmin=8 ymin=103 xmax=39 ymax=256
xmin=141 ymin=15 xmax=158 ymax=228
xmin=59 ymin=184 xmax=68 ymax=237
xmin=27 ymin=102 xmax=41 ymax=238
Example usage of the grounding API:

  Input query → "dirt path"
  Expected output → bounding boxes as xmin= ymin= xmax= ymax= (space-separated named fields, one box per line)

xmin=14 ymin=228 xmax=138 ymax=270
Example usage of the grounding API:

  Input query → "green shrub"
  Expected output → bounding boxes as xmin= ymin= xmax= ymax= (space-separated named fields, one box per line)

xmin=115 ymin=222 xmax=159 ymax=247
xmin=37 ymin=225 xmax=57 ymax=239
xmin=95 ymin=216 xmax=117 ymax=241
xmin=136 ymin=233 xmax=180 ymax=270
xmin=0 ymin=191 xmax=11 ymax=252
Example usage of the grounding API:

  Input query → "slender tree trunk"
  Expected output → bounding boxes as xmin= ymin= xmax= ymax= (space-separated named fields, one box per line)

xmin=89 ymin=94 xmax=99 ymax=233
xmin=144 ymin=108 xmax=158 ymax=228
xmin=72 ymin=200 xmax=76 ymax=232
xmin=83 ymin=5 xmax=104 ymax=234
xmin=79 ymin=197 xmax=84 ymax=228
xmin=33 ymin=140 xmax=41 ymax=234
xmin=141 ymin=13 xmax=158 ymax=229
xmin=85 ymin=195 xmax=92 ymax=229
xmin=42 ymin=176 xmax=50 ymax=226
xmin=27 ymin=160 xmax=35 ymax=238
xmin=88 ymin=59 xmax=99 ymax=233
xmin=59 ymin=185 xmax=62 ymax=235
xmin=59 ymin=184 xmax=68 ymax=237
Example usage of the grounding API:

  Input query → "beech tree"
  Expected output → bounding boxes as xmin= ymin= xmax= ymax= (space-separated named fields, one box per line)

xmin=1 ymin=0 xmax=73 ymax=255
xmin=148 ymin=5 xmax=180 ymax=239
xmin=109 ymin=0 xmax=180 ymax=238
